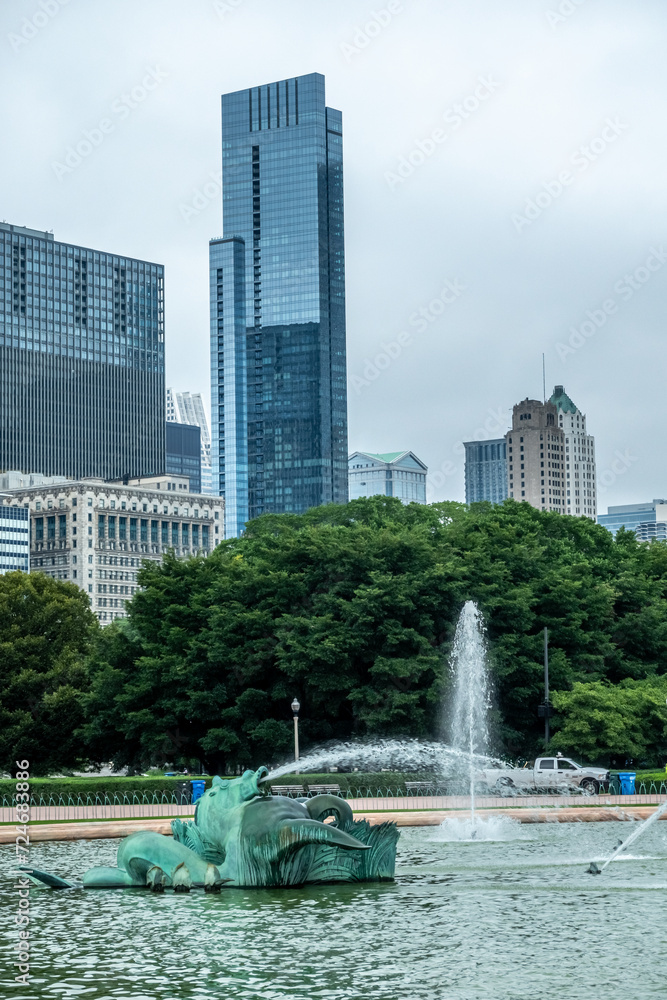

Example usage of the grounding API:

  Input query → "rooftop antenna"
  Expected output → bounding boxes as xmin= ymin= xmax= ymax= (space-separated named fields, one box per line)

xmin=542 ymin=353 xmax=546 ymax=403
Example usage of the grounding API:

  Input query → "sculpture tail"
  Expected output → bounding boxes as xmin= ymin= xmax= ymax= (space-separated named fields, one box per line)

xmin=278 ymin=819 xmax=370 ymax=851
xmin=19 ymin=867 xmax=80 ymax=889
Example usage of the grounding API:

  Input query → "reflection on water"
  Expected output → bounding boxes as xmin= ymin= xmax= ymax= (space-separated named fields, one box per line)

xmin=2 ymin=822 xmax=667 ymax=999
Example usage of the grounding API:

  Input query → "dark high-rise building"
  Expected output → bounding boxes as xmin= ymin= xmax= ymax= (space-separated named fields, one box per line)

xmin=0 ymin=223 xmax=165 ymax=481
xmin=211 ymin=73 xmax=348 ymax=538
xmin=166 ymin=421 xmax=202 ymax=494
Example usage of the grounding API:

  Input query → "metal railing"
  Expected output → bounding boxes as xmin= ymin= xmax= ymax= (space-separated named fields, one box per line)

xmin=3 ymin=780 xmax=666 ymax=811
xmin=0 ymin=790 xmax=192 ymax=808
xmin=0 ymin=802 xmax=197 ymax=824
xmin=2 ymin=788 xmax=666 ymax=826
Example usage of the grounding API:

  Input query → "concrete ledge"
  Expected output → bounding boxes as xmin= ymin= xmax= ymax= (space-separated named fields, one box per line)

xmin=0 ymin=819 xmax=175 ymax=844
xmin=362 ymin=807 xmax=665 ymax=826
xmin=2 ymin=806 xmax=666 ymax=842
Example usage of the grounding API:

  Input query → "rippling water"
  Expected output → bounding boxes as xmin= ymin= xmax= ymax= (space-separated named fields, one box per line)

xmin=2 ymin=822 xmax=667 ymax=999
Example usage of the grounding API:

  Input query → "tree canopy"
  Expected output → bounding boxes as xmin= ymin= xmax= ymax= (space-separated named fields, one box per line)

xmin=79 ymin=497 xmax=667 ymax=771
xmin=0 ymin=571 xmax=98 ymax=774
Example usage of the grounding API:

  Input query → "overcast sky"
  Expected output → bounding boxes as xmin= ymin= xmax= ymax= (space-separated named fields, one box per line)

xmin=1 ymin=0 xmax=664 ymax=510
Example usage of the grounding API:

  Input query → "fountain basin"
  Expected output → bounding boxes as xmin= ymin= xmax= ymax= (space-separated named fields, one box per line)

xmin=3 ymin=822 xmax=666 ymax=999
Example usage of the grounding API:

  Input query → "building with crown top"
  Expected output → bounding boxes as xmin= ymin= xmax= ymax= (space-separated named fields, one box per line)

xmin=550 ymin=385 xmax=596 ymax=519
xmin=505 ymin=387 xmax=596 ymax=518
xmin=506 ymin=398 xmax=566 ymax=513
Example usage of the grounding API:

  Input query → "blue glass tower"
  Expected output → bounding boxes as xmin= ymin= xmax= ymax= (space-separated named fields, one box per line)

xmin=210 ymin=73 xmax=348 ymax=537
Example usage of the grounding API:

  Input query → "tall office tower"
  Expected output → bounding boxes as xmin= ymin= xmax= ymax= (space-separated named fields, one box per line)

xmin=348 ymin=451 xmax=428 ymax=504
xmin=505 ymin=399 xmax=566 ymax=513
xmin=464 ymin=439 xmax=508 ymax=504
xmin=0 ymin=223 xmax=165 ymax=480
xmin=550 ymin=385 xmax=597 ymax=519
xmin=211 ymin=73 xmax=348 ymax=538
xmin=166 ymin=389 xmax=213 ymax=493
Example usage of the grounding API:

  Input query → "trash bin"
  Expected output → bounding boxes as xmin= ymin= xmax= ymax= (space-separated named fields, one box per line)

xmin=175 ymin=780 xmax=191 ymax=805
xmin=190 ymin=780 xmax=206 ymax=803
xmin=618 ymin=771 xmax=636 ymax=795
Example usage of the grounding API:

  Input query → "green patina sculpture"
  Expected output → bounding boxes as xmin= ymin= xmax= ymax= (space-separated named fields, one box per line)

xmin=23 ymin=767 xmax=399 ymax=891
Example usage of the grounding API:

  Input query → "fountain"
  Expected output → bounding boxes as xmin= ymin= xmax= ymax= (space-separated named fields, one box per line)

xmin=439 ymin=600 xmax=519 ymax=841
xmin=587 ymin=798 xmax=667 ymax=874
xmin=9 ymin=612 xmax=666 ymax=998
xmin=448 ymin=601 xmax=490 ymax=834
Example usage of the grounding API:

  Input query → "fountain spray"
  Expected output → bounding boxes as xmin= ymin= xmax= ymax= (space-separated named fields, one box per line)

xmin=449 ymin=601 xmax=491 ymax=837
xmin=587 ymin=798 xmax=667 ymax=874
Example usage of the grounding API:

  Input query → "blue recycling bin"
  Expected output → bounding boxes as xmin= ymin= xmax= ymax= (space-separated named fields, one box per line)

xmin=190 ymin=780 xmax=206 ymax=803
xmin=618 ymin=772 xmax=636 ymax=795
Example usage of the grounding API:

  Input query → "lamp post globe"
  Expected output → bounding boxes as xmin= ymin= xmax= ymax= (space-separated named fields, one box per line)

xmin=291 ymin=698 xmax=300 ymax=716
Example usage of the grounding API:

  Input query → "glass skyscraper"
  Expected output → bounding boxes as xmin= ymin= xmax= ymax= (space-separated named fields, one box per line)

xmin=211 ymin=73 xmax=348 ymax=538
xmin=0 ymin=222 xmax=165 ymax=481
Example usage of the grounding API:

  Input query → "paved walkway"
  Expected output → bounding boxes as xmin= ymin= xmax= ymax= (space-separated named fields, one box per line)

xmin=2 ymin=804 xmax=665 ymax=843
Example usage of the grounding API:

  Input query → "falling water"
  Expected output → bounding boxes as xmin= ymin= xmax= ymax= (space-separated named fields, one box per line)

xmin=266 ymin=737 xmax=504 ymax=783
xmin=447 ymin=601 xmax=492 ymax=835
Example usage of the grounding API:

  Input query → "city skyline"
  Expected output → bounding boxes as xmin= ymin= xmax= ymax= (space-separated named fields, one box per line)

xmin=0 ymin=2 xmax=665 ymax=511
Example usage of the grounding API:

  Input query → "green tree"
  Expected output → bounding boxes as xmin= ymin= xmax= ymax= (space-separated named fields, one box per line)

xmin=82 ymin=496 xmax=667 ymax=772
xmin=550 ymin=678 xmax=667 ymax=763
xmin=0 ymin=572 xmax=97 ymax=775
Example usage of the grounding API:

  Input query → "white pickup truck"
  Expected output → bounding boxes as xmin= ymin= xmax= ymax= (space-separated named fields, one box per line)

xmin=479 ymin=756 xmax=610 ymax=795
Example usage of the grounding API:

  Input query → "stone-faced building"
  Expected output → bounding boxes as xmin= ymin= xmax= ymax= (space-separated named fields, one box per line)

xmin=4 ymin=475 xmax=224 ymax=623
xmin=505 ymin=399 xmax=566 ymax=513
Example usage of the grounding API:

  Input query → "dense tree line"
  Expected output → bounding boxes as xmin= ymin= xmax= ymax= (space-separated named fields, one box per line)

xmin=4 ymin=497 xmax=667 ymax=775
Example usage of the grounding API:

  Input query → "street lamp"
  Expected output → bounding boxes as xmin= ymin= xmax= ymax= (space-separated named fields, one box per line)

xmin=291 ymin=697 xmax=300 ymax=765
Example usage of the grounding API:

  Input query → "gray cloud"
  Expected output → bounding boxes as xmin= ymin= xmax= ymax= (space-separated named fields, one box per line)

xmin=1 ymin=0 xmax=664 ymax=510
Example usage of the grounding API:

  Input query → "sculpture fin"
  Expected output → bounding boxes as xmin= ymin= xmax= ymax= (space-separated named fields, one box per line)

xmin=82 ymin=866 xmax=146 ymax=888
xmin=146 ymin=866 xmax=167 ymax=892
xmin=203 ymin=863 xmax=227 ymax=892
xmin=172 ymin=862 xmax=192 ymax=892
xmin=278 ymin=819 xmax=370 ymax=851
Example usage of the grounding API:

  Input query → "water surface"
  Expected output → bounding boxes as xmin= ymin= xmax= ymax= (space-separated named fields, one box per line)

xmin=1 ymin=822 xmax=666 ymax=999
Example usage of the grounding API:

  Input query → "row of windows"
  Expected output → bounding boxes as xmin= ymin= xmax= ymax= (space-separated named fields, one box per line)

xmin=96 ymin=517 xmax=210 ymax=546
xmin=32 ymin=496 xmax=217 ymax=517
